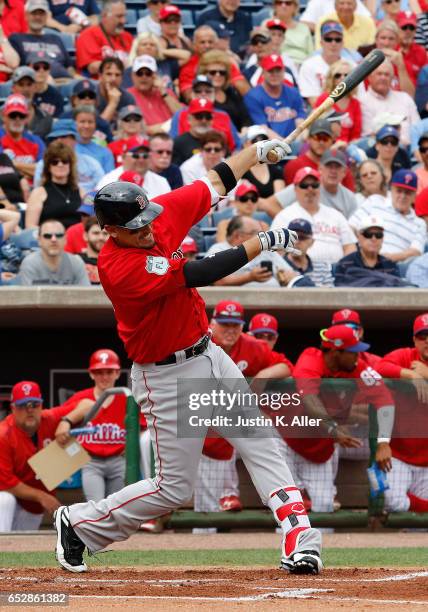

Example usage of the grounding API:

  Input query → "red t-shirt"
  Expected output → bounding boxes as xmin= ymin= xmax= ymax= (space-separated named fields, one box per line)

xmin=76 ymin=25 xmax=132 ymax=72
xmin=97 ymin=180 xmax=212 ymax=364
xmin=127 ymin=86 xmax=175 ymax=126
xmin=177 ymin=108 xmax=236 ymax=153
xmin=0 ymin=405 xmax=74 ymax=514
xmin=0 ymin=133 xmax=40 ymax=165
xmin=400 ymin=43 xmax=428 ymax=85
xmin=377 ymin=347 xmax=428 ymax=466
xmin=284 ymin=347 xmax=392 ymax=463
xmin=1 ymin=0 xmax=27 ymax=37
xmin=314 ymin=93 xmax=362 ymax=143
xmin=179 ymin=54 xmax=243 ymax=95
xmin=283 ymin=152 xmax=355 ymax=191
xmin=65 ymin=222 xmax=86 ymax=254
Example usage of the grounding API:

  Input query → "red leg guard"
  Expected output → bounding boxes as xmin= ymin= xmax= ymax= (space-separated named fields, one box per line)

xmin=408 ymin=492 xmax=428 ymax=512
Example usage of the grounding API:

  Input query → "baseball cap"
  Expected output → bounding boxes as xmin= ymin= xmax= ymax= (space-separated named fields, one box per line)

xmin=309 ymin=119 xmax=333 ymax=137
xmin=181 ymin=235 xmax=197 ymax=254
xmin=415 ymin=187 xmax=428 ymax=217
xmin=47 ymin=118 xmax=78 ymax=140
xmin=372 ymin=112 xmax=404 ymax=133
xmin=288 ymin=218 xmax=313 ymax=235
xmin=321 ymin=21 xmax=343 ymax=37
xmin=332 ymin=309 xmax=361 ymax=326
xmin=89 ymin=349 xmax=121 ymax=371
xmin=320 ymin=150 xmax=347 ymax=167
xmin=249 ymin=313 xmax=278 ymax=335
xmin=414 ymin=313 xmax=428 ymax=335
xmin=213 ymin=300 xmax=245 ymax=325
xmin=126 ymin=134 xmax=150 ymax=152
xmin=376 ymin=125 xmax=399 ymax=142
xmin=192 ymin=74 xmax=214 ymax=89
xmin=250 ymin=27 xmax=271 ymax=45
xmin=12 ymin=66 xmax=36 ymax=83
xmin=159 ymin=4 xmax=181 ymax=20
xmin=72 ymin=79 xmax=96 ymax=96
xmin=235 ymin=180 xmax=258 ymax=198
xmin=391 ymin=169 xmax=417 ymax=192
xmin=133 ymin=55 xmax=157 ymax=73
xmin=261 ymin=54 xmax=284 ymax=71
xmin=25 ymin=0 xmax=49 ymax=12
xmin=357 ymin=215 xmax=385 ymax=232
xmin=77 ymin=191 xmax=96 ymax=215
xmin=294 ymin=166 xmax=321 ymax=185
xmin=2 ymin=94 xmax=29 ymax=116
xmin=28 ymin=50 xmax=52 ymax=65
xmin=205 ymin=21 xmax=232 ymax=39
xmin=266 ymin=18 xmax=286 ymax=31
xmin=321 ymin=325 xmax=370 ymax=352
xmin=245 ymin=125 xmax=268 ymax=142
xmin=397 ymin=10 xmax=417 ymax=28
xmin=188 ymin=97 xmax=214 ymax=115
xmin=11 ymin=381 xmax=43 ymax=406
xmin=118 ymin=105 xmax=143 ymax=121
xmin=119 ymin=170 xmax=145 ymax=187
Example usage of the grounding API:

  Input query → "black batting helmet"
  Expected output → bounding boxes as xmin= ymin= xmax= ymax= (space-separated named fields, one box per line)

xmin=94 ymin=181 xmax=163 ymax=230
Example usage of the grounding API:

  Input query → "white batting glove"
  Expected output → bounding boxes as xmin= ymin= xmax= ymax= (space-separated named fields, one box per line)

xmin=258 ymin=228 xmax=300 ymax=253
xmin=256 ymin=139 xmax=292 ymax=163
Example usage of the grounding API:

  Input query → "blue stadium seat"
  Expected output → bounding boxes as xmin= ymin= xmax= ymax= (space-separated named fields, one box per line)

xmin=180 ymin=9 xmax=194 ymax=26
xmin=204 ymin=234 xmax=217 ymax=252
xmin=252 ymin=7 xmax=270 ymax=25
xmin=0 ymin=82 xmax=12 ymax=102
xmin=126 ymin=8 xmax=138 ymax=25
xmin=138 ymin=8 xmax=149 ymax=18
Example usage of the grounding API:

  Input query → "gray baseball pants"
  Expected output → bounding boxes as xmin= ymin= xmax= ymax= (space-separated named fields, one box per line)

xmin=81 ymin=455 xmax=126 ymax=502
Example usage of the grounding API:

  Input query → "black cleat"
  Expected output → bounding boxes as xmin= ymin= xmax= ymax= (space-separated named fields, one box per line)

xmin=281 ymin=550 xmax=323 ymax=575
xmin=54 ymin=506 xmax=87 ymax=573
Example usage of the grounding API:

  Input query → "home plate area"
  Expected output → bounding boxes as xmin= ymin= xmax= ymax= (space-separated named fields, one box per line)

xmin=1 ymin=568 xmax=428 ymax=607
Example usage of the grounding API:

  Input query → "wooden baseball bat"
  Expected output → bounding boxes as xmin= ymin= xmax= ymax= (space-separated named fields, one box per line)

xmin=266 ymin=49 xmax=386 ymax=162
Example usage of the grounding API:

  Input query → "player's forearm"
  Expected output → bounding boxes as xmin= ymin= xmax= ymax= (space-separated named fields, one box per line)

xmin=6 ymin=482 xmax=47 ymax=503
xmin=254 ymin=363 xmax=291 ymax=379
xmin=64 ymin=399 xmax=94 ymax=426
xmin=207 ymin=145 xmax=259 ymax=196
xmin=301 ymin=394 xmax=334 ymax=433
xmin=376 ymin=405 xmax=395 ymax=442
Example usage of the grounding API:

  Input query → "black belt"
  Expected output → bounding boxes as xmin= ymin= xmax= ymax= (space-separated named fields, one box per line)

xmin=155 ymin=334 xmax=210 ymax=366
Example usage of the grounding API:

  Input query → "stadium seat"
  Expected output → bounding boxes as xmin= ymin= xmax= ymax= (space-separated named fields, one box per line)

xmin=252 ymin=7 xmax=271 ymax=25
xmin=138 ymin=8 xmax=149 ymax=18
xmin=0 ymin=82 xmax=12 ymax=102
xmin=126 ymin=8 xmax=138 ymax=25
xmin=203 ymin=234 xmax=217 ymax=252
xmin=180 ymin=9 xmax=194 ymax=26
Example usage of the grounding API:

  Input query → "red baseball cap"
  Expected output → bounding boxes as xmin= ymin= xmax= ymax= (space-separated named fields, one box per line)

xmin=261 ymin=54 xmax=284 ymax=71
xmin=331 ymin=309 xmax=361 ymax=326
xmin=266 ymin=18 xmax=286 ymax=31
xmin=188 ymin=98 xmax=214 ymax=115
xmin=89 ymin=349 xmax=121 ymax=371
xmin=159 ymin=4 xmax=181 ymax=20
xmin=397 ymin=11 xmax=417 ymax=28
xmin=3 ymin=93 xmax=29 ymax=117
xmin=294 ymin=166 xmax=321 ymax=185
xmin=213 ymin=300 xmax=245 ymax=324
xmin=11 ymin=381 xmax=43 ymax=406
xmin=249 ymin=313 xmax=278 ymax=335
xmin=126 ymin=134 xmax=150 ymax=152
xmin=413 ymin=313 xmax=428 ymax=335
xmin=235 ymin=180 xmax=258 ymax=198
xmin=180 ymin=235 xmax=197 ymax=254
xmin=119 ymin=170 xmax=144 ymax=187
xmin=415 ymin=188 xmax=428 ymax=217
xmin=320 ymin=325 xmax=370 ymax=352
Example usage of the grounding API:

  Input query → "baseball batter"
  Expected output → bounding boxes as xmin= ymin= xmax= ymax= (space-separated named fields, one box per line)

xmin=54 ymin=139 xmax=323 ymax=575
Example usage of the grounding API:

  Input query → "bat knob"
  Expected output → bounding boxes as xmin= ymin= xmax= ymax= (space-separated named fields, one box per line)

xmin=266 ymin=150 xmax=279 ymax=163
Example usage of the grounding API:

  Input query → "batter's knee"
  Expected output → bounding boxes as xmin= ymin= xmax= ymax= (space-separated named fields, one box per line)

xmin=159 ymin=483 xmax=194 ymax=508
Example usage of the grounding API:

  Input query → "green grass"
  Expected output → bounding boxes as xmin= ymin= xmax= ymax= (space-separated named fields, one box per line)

xmin=1 ymin=548 xmax=428 ymax=568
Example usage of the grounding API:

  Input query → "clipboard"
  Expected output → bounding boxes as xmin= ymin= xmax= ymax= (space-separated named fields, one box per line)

xmin=28 ymin=439 xmax=90 ymax=491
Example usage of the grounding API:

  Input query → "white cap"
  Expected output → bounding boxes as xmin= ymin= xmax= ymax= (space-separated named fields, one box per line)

xmin=357 ymin=215 xmax=385 ymax=232
xmin=371 ymin=112 xmax=405 ymax=134
xmin=132 ymin=55 xmax=158 ymax=74
xmin=245 ymin=125 xmax=269 ymax=142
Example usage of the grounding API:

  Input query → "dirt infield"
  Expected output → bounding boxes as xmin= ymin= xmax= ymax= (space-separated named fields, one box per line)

xmin=0 ymin=567 xmax=427 ymax=610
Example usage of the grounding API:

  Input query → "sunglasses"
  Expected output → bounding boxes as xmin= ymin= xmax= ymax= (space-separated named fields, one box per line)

xmin=194 ymin=87 xmax=213 ymax=95
xmin=33 ymin=62 xmax=49 ymax=71
xmin=193 ymin=112 xmax=212 ymax=120
xmin=420 ymin=146 xmax=428 ymax=153
xmin=203 ymin=146 xmax=223 ymax=153
xmin=8 ymin=112 xmax=26 ymax=119
xmin=415 ymin=332 xmax=428 ymax=340
xmin=383 ymin=0 xmax=400 ymax=3
xmin=323 ymin=37 xmax=343 ymax=43
xmin=50 ymin=159 xmax=70 ymax=165
xmin=401 ymin=24 xmax=416 ymax=31
xmin=15 ymin=401 xmax=42 ymax=409
xmin=251 ymin=36 xmax=269 ymax=45
xmin=379 ymin=138 xmax=398 ymax=146
xmin=77 ymin=92 xmax=96 ymax=100
xmin=122 ymin=115 xmax=141 ymax=122
xmin=129 ymin=151 xmax=149 ymax=159
xmin=333 ymin=72 xmax=349 ymax=79
xmin=42 ymin=232 xmax=65 ymax=239
xmin=361 ymin=230 xmax=383 ymax=239
xmin=136 ymin=69 xmax=153 ymax=77
xmin=149 ymin=0 xmax=168 ymax=4
xmin=207 ymin=69 xmax=227 ymax=77
xmin=239 ymin=195 xmax=257 ymax=203
xmin=274 ymin=0 xmax=294 ymax=5
xmin=254 ymin=332 xmax=277 ymax=340
xmin=299 ymin=181 xmax=320 ymax=190
xmin=151 ymin=149 xmax=172 ymax=155
xmin=311 ymin=133 xmax=332 ymax=142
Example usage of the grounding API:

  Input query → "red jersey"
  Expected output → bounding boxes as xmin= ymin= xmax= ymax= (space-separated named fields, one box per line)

xmin=65 ymin=222 xmax=86 ymax=254
xmin=177 ymin=108 xmax=236 ymax=152
xmin=179 ymin=54 xmax=244 ymax=96
xmin=97 ymin=180 xmax=213 ymax=364
xmin=377 ymin=347 xmax=428 ymax=466
xmin=283 ymin=152 xmax=355 ymax=191
xmin=314 ymin=94 xmax=362 ymax=143
xmin=108 ymin=138 xmax=131 ymax=166
xmin=1 ymin=0 xmax=27 ymax=37
xmin=400 ymin=43 xmax=427 ymax=85
xmin=76 ymin=25 xmax=133 ymax=73
xmin=0 ymin=405 xmax=74 ymax=514
xmin=0 ymin=133 xmax=41 ymax=166
xmin=284 ymin=347 xmax=393 ymax=463
xmin=127 ymin=87 xmax=176 ymax=126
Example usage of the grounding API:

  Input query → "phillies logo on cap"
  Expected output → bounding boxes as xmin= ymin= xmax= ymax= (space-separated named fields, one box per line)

xmin=340 ymin=309 xmax=352 ymax=319
xmin=226 ymin=303 xmax=237 ymax=313
xmin=97 ymin=352 xmax=110 ymax=364
xmin=261 ymin=315 xmax=272 ymax=326
xmin=22 ymin=383 xmax=33 ymax=396
xmin=405 ymin=173 xmax=413 ymax=184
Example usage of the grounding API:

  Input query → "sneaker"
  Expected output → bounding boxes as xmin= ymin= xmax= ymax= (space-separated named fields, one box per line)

xmin=54 ymin=506 xmax=87 ymax=573
xmin=219 ymin=495 xmax=243 ymax=512
xmin=282 ymin=550 xmax=323 ymax=575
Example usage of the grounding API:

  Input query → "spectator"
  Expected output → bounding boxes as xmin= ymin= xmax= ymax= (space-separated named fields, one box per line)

xmin=75 ymin=0 xmax=132 ymax=77
xmin=195 ymin=0 xmax=252 ymax=57
xmin=159 ymin=5 xmax=192 ymax=58
xmin=18 ymin=218 xmax=90 ymax=285
xmin=10 ymin=0 xmax=74 ymax=80
xmin=248 ymin=312 xmax=279 ymax=349
xmin=300 ymin=0 xmax=372 ymax=32
xmin=11 ymin=66 xmax=53 ymax=140
xmin=0 ymin=150 xmax=27 ymax=209
xmin=26 ymin=141 xmax=81 ymax=229
xmin=349 ymin=169 xmax=427 ymax=262
xmin=96 ymin=57 xmax=135 ymax=123
xmin=74 ymin=106 xmax=115 ymax=173
xmin=75 ymin=216 xmax=108 ymax=284
xmin=108 ymin=105 xmax=146 ymax=167
xmin=34 ymin=120 xmax=104 ymax=194
xmin=0 ymin=207 xmax=20 ymax=283
xmin=0 ymin=24 xmax=20 ymax=83
xmin=206 ymin=215 xmax=312 ymax=287
xmin=0 ymin=0 xmax=27 ymax=37
xmin=149 ymin=132 xmax=182 ymax=190
xmin=126 ymin=32 xmax=181 ymax=91
xmin=415 ymin=186 xmax=428 ymax=229
xmin=314 ymin=60 xmax=362 ymax=143
xmin=374 ymin=20 xmax=415 ymax=96
xmin=366 ymin=125 xmax=411 ymax=185
xmin=315 ymin=0 xmax=376 ymax=50
xmin=96 ymin=136 xmax=170 ymax=197
xmin=127 ymin=55 xmax=181 ymax=133
xmin=397 ymin=11 xmax=427 ymax=86
xmin=60 ymin=80 xmax=113 ymax=144
xmin=180 ymin=129 xmax=226 ymax=185
xmin=244 ymin=54 xmax=306 ymax=138
xmin=415 ymin=133 xmax=428 ymax=194
xmin=46 ymin=0 xmax=100 ymax=34
xmin=172 ymin=98 xmax=215 ymax=166
xmin=269 ymin=2 xmax=314 ymax=65
xmin=379 ymin=0 xmax=401 ymax=22
xmin=64 ymin=192 xmax=95 ymax=254
xmin=355 ymin=159 xmax=388 ymax=206
xmin=180 ymin=235 xmax=198 ymax=261
xmin=0 ymin=94 xmax=45 ymax=181
xmin=137 ymin=0 xmax=166 ymax=36
xmin=272 ymin=167 xmax=357 ymax=264
xmin=360 ymin=59 xmax=420 ymax=146
xmin=29 ymin=51 xmax=64 ymax=118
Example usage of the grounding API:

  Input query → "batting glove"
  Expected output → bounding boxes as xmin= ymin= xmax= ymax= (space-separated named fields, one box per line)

xmin=256 ymin=139 xmax=292 ymax=163
xmin=258 ymin=229 xmax=299 ymax=253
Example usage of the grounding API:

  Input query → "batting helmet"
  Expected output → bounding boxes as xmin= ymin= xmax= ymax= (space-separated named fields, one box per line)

xmin=94 ymin=181 xmax=163 ymax=230
xmin=89 ymin=349 xmax=121 ymax=371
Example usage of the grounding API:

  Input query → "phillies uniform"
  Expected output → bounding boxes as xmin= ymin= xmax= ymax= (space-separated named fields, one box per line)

xmin=195 ymin=333 xmax=294 ymax=513
xmin=66 ymin=178 xmax=321 ymax=566
xmin=0 ymin=405 xmax=73 ymax=531
xmin=279 ymin=347 xmax=393 ymax=511
xmin=378 ymin=347 xmax=428 ymax=512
